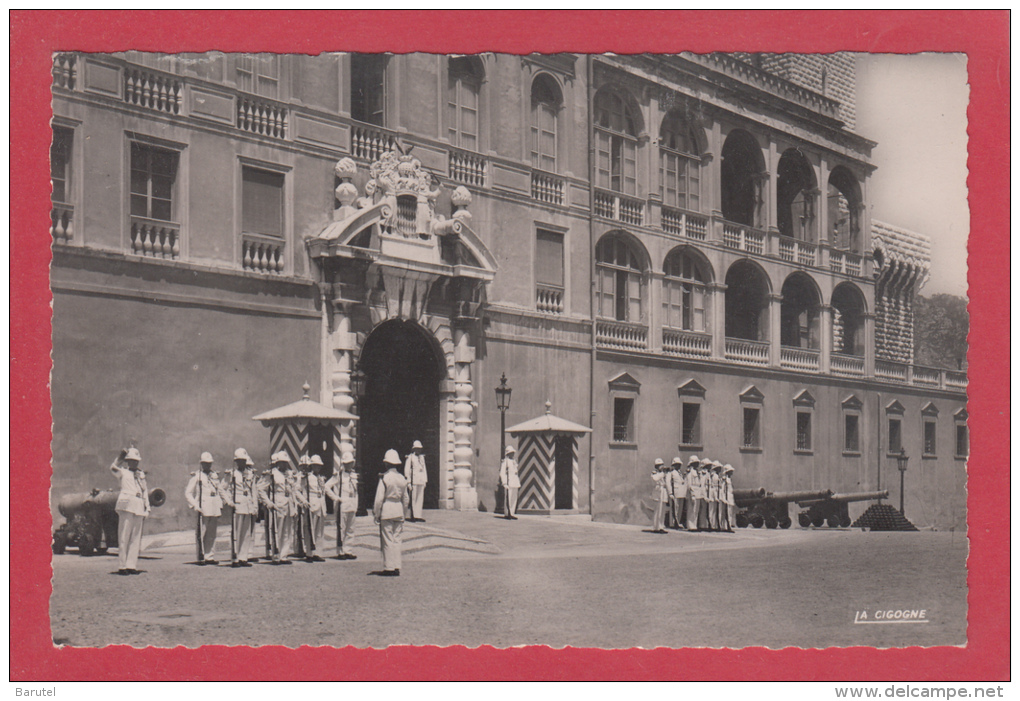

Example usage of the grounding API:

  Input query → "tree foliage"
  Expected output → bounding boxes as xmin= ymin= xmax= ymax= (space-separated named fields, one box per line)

xmin=913 ymin=294 xmax=969 ymax=370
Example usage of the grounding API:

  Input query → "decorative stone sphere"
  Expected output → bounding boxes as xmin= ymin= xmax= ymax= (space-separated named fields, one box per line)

xmin=451 ymin=186 xmax=472 ymax=208
xmin=335 ymin=182 xmax=358 ymax=207
xmin=397 ymin=159 xmax=416 ymax=177
xmin=334 ymin=157 xmax=357 ymax=180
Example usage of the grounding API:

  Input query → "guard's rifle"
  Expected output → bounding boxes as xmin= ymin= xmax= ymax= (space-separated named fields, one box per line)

xmin=195 ymin=468 xmax=204 ymax=564
xmin=305 ymin=469 xmax=317 ymax=558
xmin=247 ymin=466 xmax=258 ymax=562
xmin=229 ymin=467 xmax=239 ymax=567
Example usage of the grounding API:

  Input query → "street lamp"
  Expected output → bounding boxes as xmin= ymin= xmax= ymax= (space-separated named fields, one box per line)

xmin=896 ymin=448 xmax=909 ymax=516
xmin=349 ymin=364 xmax=366 ymax=403
xmin=495 ymin=373 xmax=512 ymax=512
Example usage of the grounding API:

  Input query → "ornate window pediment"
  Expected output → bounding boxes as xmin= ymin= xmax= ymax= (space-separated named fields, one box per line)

xmin=739 ymin=385 xmax=764 ymax=404
xmin=922 ymin=402 xmax=940 ymax=417
xmin=842 ymin=394 xmax=863 ymax=411
xmin=608 ymin=372 xmax=641 ymax=393
xmin=885 ymin=399 xmax=906 ymax=415
xmin=792 ymin=389 xmax=815 ymax=408
xmin=678 ymin=378 xmax=706 ymax=398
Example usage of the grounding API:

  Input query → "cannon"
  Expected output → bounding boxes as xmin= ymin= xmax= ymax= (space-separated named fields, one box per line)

xmin=736 ymin=489 xmax=832 ymax=529
xmin=52 ymin=488 xmax=166 ymax=556
xmin=796 ymin=490 xmax=890 ymax=528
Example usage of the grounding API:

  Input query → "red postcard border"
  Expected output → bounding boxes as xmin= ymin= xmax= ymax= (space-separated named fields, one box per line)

xmin=10 ymin=10 xmax=1010 ymax=681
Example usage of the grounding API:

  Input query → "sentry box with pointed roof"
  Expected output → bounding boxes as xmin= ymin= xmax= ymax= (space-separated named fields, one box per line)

xmin=506 ymin=401 xmax=592 ymax=514
xmin=252 ymin=383 xmax=358 ymax=478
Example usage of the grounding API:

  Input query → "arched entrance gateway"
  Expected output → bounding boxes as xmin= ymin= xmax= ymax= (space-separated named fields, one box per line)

xmin=305 ymin=148 xmax=498 ymax=514
xmin=358 ymin=319 xmax=444 ymax=511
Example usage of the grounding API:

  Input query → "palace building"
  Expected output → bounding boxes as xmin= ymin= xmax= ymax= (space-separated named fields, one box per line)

xmin=49 ymin=51 xmax=967 ymax=532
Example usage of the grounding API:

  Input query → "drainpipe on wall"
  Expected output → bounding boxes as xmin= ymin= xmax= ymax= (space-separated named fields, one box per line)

xmin=587 ymin=54 xmax=597 ymax=520
xmin=876 ymin=391 xmax=883 ymax=496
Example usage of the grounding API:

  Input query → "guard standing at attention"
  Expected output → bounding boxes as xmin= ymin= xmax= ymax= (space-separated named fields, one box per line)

xmin=722 ymin=464 xmax=737 ymax=532
xmin=668 ymin=457 xmax=687 ymax=529
xmin=374 ymin=449 xmax=410 ymax=576
xmin=258 ymin=452 xmax=294 ymax=565
xmin=185 ymin=452 xmax=223 ymax=565
xmin=291 ymin=455 xmax=309 ymax=559
xmin=650 ymin=458 xmax=669 ymax=533
xmin=403 ymin=440 xmax=427 ymax=522
xmin=301 ymin=455 xmax=328 ymax=562
xmin=220 ymin=448 xmax=256 ymax=567
xmin=685 ymin=456 xmax=701 ymax=531
xmin=325 ymin=451 xmax=359 ymax=560
xmin=110 ymin=448 xmax=151 ymax=575
xmin=707 ymin=460 xmax=721 ymax=531
xmin=499 ymin=445 xmax=521 ymax=520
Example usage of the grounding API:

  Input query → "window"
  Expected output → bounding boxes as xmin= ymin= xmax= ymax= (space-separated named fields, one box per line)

xmin=888 ymin=418 xmax=902 ymax=454
xmin=955 ymin=425 xmax=968 ymax=458
xmin=351 ymin=54 xmax=387 ymax=126
xmin=530 ymin=75 xmax=561 ymax=172
xmin=51 ymin=127 xmax=72 ymax=203
xmin=777 ymin=148 xmax=816 ymax=241
xmin=596 ymin=235 xmax=645 ymax=323
xmin=130 ymin=143 xmax=178 ymax=222
xmin=448 ymin=57 xmax=483 ymax=150
xmin=613 ymin=397 xmax=634 ymax=443
xmin=844 ymin=415 xmax=860 ymax=454
xmin=827 ymin=167 xmax=862 ymax=252
xmin=594 ymin=89 xmax=638 ymax=195
xmin=242 ymin=167 xmax=285 ymax=237
xmin=725 ymin=260 xmax=770 ymax=342
xmin=535 ymin=229 xmax=564 ymax=289
xmin=682 ymin=403 xmax=701 ymax=447
xmin=923 ymin=420 xmax=937 ymax=456
xmin=663 ymin=249 xmax=707 ymax=332
xmin=236 ymin=55 xmax=280 ymax=98
xmin=831 ymin=283 xmax=866 ymax=356
xmin=659 ymin=111 xmax=700 ymax=211
xmin=721 ymin=129 xmax=763 ymax=227
xmin=780 ymin=273 xmax=821 ymax=349
xmin=743 ymin=408 xmax=761 ymax=449
xmin=796 ymin=412 xmax=812 ymax=451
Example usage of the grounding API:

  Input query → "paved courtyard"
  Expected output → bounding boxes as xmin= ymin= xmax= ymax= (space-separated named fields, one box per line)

xmin=50 ymin=511 xmax=967 ymax=649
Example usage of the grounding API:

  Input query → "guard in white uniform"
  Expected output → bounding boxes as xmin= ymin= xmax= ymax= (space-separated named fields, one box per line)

xmin=707 ymin=461 xmax=722 ymax=531
xmin=374 ymin=449 xmax=410 ymax=576
xmin=668 ymin=457 xmax=687 ymax=529
xmin=685 ymin=456 xmax=702 ymax=531
xmin=404 ymin=440 xmax=428 ymax=522
xmin=650 ymin=458 xmax=669 ymax=533
xmin=258 ymin=452 xmax=294 ymax=565
xmin=220 ymin=448 xmax=256 ymax=567
xmin=722 ymin=464 xmax=737 ymax=532
xmin=299 ymin=455 xmax=327 ymax=562
xmin=325 ymin=451 xmax=359 ymax=560
xmin=499 ymin=445 xmax=521 ymax=520
xmin=110 ymin=448 xmax=150 ymax=574
xmin=185 ymin=452 xmax=223 ymax=564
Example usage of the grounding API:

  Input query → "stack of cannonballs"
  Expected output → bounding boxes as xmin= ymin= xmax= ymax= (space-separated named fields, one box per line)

xmin=851 ymin=503 xmax=919 ymax=531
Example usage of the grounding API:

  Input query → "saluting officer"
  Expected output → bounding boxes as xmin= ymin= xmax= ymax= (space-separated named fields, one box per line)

xmin=258 ymin=452 xmax=294 ymax=565
xmin=110 ymin=448 xmax=150 ymax=575
xmin=186 ymin=452 xmax=223 ymax=564
xmin=685 ymin=456 xmax=701 ymax=531
xmin=374 ymin=449 xmax=410 ymax=576
xmin=404 ymin=440 xmax=427 ymax=522
xmin=220 ymin=448 xmax=256 ymax=567
xmin=499 ymin=445 xmax=521 ymax=520
xmin=325 ymin=451 xmax=359 ymax=560
xmin=650 ymin=458 xmax=669 ymax=534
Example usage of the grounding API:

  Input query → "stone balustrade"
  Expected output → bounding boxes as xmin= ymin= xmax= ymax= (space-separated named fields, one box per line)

xmin=51 ymin=203 xmax=74 ymax=244
xmin=724 ymin=338 xmax=769 ymax=366
xmin=831 ymin=353 xmax=865 ymax=377
xmin=130 ymin=216 xmax=180 ymax=260
xmin=661 ymin=206 xmax=708 ymax=241
xmin=875 ymin=359 xmax=910 ymax=382
xmin=535 ymin=284 xmax=564 ymax=314
xmin=124 ymin=67 xmax=183 ymax=115
xmin=780 ymin=346 xmax=821 ymax=372
xmin=531 ymin=169 xmax=565 ymax=206
xmin=237 ymin=94 xmax=288 ymax=139
xmin=911 ymin=365 xmax=941 ymax=388
xmin=593 ymin=189 xmax=644 ymax=226
xmin=350 ymin=122 xmax=397 ymax=162
xmin=662 ymin=328 xmax=711 ymax=358
xmin=52 ymin=53 xmax=77 ymax=90
xmin=829 ymin=249 xmax=863 ymax=277
xmin=778 ymin=237 xmax=817 ymax=266
xmin=241 ymin=234 xmax=285 ymax=274
xmin=449 ymin=148 xmax=487 ymax=188
xmin=596 ymin=319 xmax=648 ymax=351
xmin=722 ymin=222 xmax=766 ymax=255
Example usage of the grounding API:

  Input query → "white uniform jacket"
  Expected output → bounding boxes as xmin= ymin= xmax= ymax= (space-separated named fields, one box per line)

xmin=500 ymin=457 xmax=521 ymax=490
xmin=258 ymin=468 xmax=293 ymax=514
xmin=297 ymin=473 xmax=327 ymax=516
xmin=651 ymin=471 xmax=669 ymax=502
xmin=722 ymin=476 xmax=736 ymax=506
xmin=404 ymin=454 xmax=427 ymax=487
xmin=220 ymin=468 xmax=259 ymax=515
xmin=707 ymin=472 xmax=721 ymax=502
xmin=688 ymin=470 xmax=707 ymax=500
xmin=374 ymin=469 xmax=409 ymax=521
xmin=185 ymin=470 xmax=223 ymax=517
xmin=111 ymin=463 xmax=150 ymax=516
xmin=325 ymin=471 xmax=359 ymax=513
xmin=668 ymin=469 xmax=687 ymax=499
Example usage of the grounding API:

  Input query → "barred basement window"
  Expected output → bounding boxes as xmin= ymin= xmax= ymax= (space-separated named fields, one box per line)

xmin=888 ymin=418 xmax=902 ymax=455
xmin=923 ymin=420 xmax=937 ymax=457
xmin=844 ymin=414 xmax=860 ymax=454
xmin=955 ymin=424 xmax=968 ymax=458
xmin=681 ymin=402 xmax=701 ymax=447
xmin=742 ymin=407 xmax=760 ymax=449
xmin=796 ymin=411 xmax=812 ymax=452
xmin=613 ymin=397 xmax=634 ymax=443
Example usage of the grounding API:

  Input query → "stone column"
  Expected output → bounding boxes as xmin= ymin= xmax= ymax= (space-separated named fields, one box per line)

xmin=709 ymin=282 xmax=727 ymax=359
xmin=863 ymin=311 xmax=876 ymax=378
xmin=452 ymin=326 xmax=478 ymax=511
xmin=768 ymin=293 xmax=783 ymax=367
xmin=647 ymin=271 xmax=663 ymax=352
xmin=819 ymin=304 xmax=833 ymax=374
xmin=329 ymin=301 xmax=358 ymax=458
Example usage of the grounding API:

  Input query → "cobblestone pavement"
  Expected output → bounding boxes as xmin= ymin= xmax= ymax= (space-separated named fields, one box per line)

xmin=50 ymin=511 xmax=967 ymax=649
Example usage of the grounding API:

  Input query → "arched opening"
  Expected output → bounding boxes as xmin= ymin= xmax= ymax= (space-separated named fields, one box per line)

xmin=780 ymin=272 xmax=821 ymax=349
xmin=721 ymin=129 xmax=765 ymax=227
xmin=659 ymin=110 xmax=702 ymax=212
xmin=350 ymin=53 xmax=389 ymax=126
xmin=663 ymin=246 xmax=711 ymax=332
xmin=530 ymin=73 xmax=562 ymax=172
xmin=777 ymin=148 xmax=816 ymax=241
xmin=357 ymin=319 xmax=445 ymax=512
xmin=595 ymin=232 xmax=648 ymax=322
xmin=831 ymin=282 xmax=867 ymax=356
xmin=827 ymin=166 xmax=863 ymax=252
xmin=448 ymin=56 xmax=485 ymax=150
xmin=593 ymin=86 xmax=641 ymax=195
xmin=725 ymin=259 xmax=770 ymax=341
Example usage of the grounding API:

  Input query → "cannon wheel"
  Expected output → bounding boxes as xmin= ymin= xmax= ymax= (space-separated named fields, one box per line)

xmin=78 ymin=532 xmax=96 ymax=557
xmin=749 ymin=513 xmax=765 ymax=529
xmin=826 ymin=516 xmax=841 ymax=529
xmin=52 ymin=531 xmax=67 ymax=555
xmin=765 ymin=515 xmax=778 ymax=529
xmin=839 ymin=514 xmax=852 ymax=528
xmin=735 ymin=512 xmax=749 ymax=528
xmin=811 ymin=515 xmax=825 ymax=528
xmin=798 ymin=512 xmax=812 ymax=528
xmin=779 ymin=516 xmax=792 ymax=529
